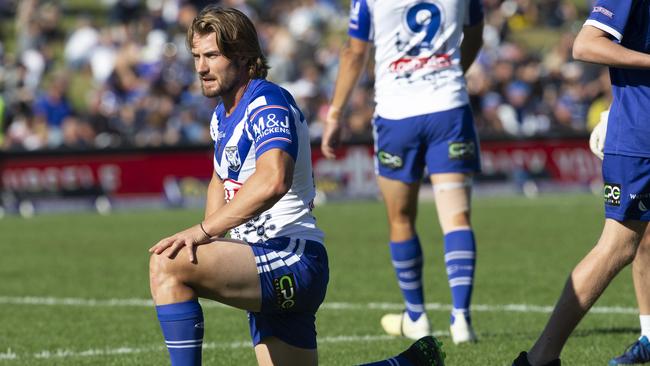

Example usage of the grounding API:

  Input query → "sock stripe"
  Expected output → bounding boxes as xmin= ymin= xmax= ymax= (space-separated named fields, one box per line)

xmin=398 ymin=280 xmax=422 ymax=290
xmin=165 ymin=339 xmax=204 ymax=344
xmin=405 ymin=302 xmax=425 ymax=313
xmin=444 ymin=251 xmax=475 ymax=261
xmin=392 ymin=257 xmax=423 ymax=269
xmin=449 ymin=277 xmax=473 ymax=287
xmin=166 ymin=344 xmax=203 ymax=349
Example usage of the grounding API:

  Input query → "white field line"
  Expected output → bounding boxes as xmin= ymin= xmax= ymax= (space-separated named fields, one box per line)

xmin=0 ymin=295 xmax=639 ymax=315
xmin=0 ymin=295 xmax=639 ymax=362
xmin=0 ymin=333 xmax=450 ymax=362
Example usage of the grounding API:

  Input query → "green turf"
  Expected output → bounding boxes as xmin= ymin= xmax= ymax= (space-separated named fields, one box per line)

xmin=0 ymin=194 xmax=641 ymax=365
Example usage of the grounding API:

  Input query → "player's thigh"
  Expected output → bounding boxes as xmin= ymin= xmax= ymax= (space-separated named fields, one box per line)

xmin=152 ymin=238 xmax=262 ymax=311
xmin=636 ymin=225 xmax=650 ymax=258
xmin=376 ymin=175 xmax=420 ymax=222
xmin=254 ymin=337 xmax=317 ymax=366
xmin=597 ymin=219 xmax=648 ymax=263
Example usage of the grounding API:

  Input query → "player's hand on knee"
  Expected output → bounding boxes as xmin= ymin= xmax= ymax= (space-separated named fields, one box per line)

xmin=149 ymin=224 xmax=211 ymax=262
xmin=321 ymin=105 xmax=342 ymax=159
xmin=589 ymin=110 xmax=608 ymax=160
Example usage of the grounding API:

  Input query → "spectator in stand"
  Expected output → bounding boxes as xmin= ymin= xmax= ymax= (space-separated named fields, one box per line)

xmin=33 ymin=74 xmax=72 ymax=147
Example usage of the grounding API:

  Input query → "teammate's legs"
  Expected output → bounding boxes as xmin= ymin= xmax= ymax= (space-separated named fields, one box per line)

xmin=373 ymin=115 xmax=430 ymax=339
xmin=377 ymin=176 xmax=428 ymax=325
xmin=149 ymin=238 xmax=318 ymax=365
xmin=525 ymin=219 xmax=646 ymax=365
xmin=422 ymin=105 xmax=480 ymax=344
xmin=430 ymin=172 xmax=477 ymax=344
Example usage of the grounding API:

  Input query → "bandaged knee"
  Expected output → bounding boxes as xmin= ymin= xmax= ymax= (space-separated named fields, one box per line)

xmin=433 ymin=180 xmax=472 ymax=233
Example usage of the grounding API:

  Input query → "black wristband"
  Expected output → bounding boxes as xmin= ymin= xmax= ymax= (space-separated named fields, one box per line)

xmin=199 ymin=222 xmax=211 ymax=238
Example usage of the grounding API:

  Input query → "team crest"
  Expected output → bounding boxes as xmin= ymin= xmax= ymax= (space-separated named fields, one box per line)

xmin=225 ymin=146 xmax=241 ymax=172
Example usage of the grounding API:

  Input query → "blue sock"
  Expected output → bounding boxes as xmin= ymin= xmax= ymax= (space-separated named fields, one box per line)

xmin=389 ymin=236 xmax=424 ymax=322
xmin=358 ymin=355 xmax=414 ymax=366
xmin=444 ymin=229 xmax=476 ymax=324
xmin=156 ymin=299 xmax=204 ymax=366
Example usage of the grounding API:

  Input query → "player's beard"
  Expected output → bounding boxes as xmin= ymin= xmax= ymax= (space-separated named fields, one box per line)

xmin=201 ymin=77 xmax=234 ymax=98
xmin=200 ymin=61 xmax=241 ymax=98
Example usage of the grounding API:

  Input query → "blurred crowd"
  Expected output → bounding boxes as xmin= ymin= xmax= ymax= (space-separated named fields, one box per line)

xmin=0 ymin=0 xmax=609 ymax=151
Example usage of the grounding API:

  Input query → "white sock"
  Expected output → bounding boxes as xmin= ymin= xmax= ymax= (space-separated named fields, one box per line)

xmin=640 ymin=315 xmax=650 ymax=339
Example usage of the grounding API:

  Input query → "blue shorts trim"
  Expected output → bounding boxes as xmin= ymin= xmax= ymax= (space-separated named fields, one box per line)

xmin=372 ymin=105 xmax=481 ymax=183
xmin=247 ymin=237 xmax=329 ymax=349
xmin=603 ymin=154 xmax=650 ymax=221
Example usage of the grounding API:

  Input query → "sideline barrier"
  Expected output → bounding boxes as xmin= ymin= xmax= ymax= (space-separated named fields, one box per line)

xmin=0 ymin=136 xmax=601 ymax=213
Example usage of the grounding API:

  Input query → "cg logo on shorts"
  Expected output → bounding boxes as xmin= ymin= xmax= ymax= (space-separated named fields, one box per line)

xmin=273 ymin=273 xmax=296 ymax=310
xmin=448 ymin=141 xmax=476 ymax=160
xmin=604 ymin=183 xmax=621 ymax=206
xmin=377 ymin=151 xmax=403 ymax=169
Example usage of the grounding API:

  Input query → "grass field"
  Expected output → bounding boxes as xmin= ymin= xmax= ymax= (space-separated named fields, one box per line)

xmin=0 ymin=193 xmax=642 ymax=365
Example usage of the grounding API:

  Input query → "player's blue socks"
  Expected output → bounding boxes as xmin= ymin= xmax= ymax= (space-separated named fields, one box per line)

xmin=444 ymin=229 xmax=476 ymax=324
xmin=390 ymin=236 xmax=425 ymax=322
xmin=156 ymin=299 xmax=204 ymax=366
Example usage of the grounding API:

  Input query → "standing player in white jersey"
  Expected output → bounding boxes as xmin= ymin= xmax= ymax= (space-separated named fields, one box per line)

xmin=512 ymin=1 xmax=650 ymax=365
xmin=148 ymin=5 xmax=446 ymax=366
xmin=322 ymin=0 xmax=484 ymax=344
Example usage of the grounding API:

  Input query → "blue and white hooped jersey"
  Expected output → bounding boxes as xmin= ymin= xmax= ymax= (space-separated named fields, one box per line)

xmin=210 ymin=78 xmax=324 ymax=244
xmin=348 ymin=0 xmax=484 ymax=119
xmin=585 ymin=0 xmax=650 ymax=157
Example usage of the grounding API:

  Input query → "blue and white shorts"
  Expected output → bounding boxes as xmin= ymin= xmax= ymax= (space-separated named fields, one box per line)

xmin=248 ymin=237 xmax=329 ymax=349
xmin=372 ymin=105 xmax=481 ymax=183
xmin=603 ymin=154 xmax=650 ymax=222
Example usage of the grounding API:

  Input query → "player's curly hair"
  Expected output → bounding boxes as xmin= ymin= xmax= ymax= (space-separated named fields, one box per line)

xmin=187 ymin=6 xmax=269 ymax=79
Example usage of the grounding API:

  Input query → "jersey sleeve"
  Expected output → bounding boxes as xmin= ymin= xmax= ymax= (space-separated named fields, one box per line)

xmin=584 ymin=0 xmax=634 ymax=41
xmin=348 ymin=0 xmax=373 ymax=41
xmin=245 ymin=92 xmax=299 ymax=161
xmin=465 ymin=0 xmax=484 ymax=27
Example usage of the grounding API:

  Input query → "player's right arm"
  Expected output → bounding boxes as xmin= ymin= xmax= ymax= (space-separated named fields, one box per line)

xmin=573 ymin=25 xmax=650 ymax=69
xmin=204 ymin=171 xmax=226 ymax=220
xmin=321 ymin=37 xmax=371 ymax=159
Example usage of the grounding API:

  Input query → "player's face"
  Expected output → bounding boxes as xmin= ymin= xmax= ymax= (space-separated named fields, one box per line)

xmin=191 ymin=32 xmax=242 ymax=98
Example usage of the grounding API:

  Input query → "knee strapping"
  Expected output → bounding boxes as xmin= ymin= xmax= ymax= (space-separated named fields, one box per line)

xmin=433 ymin=180 xmax=472 ymax=233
